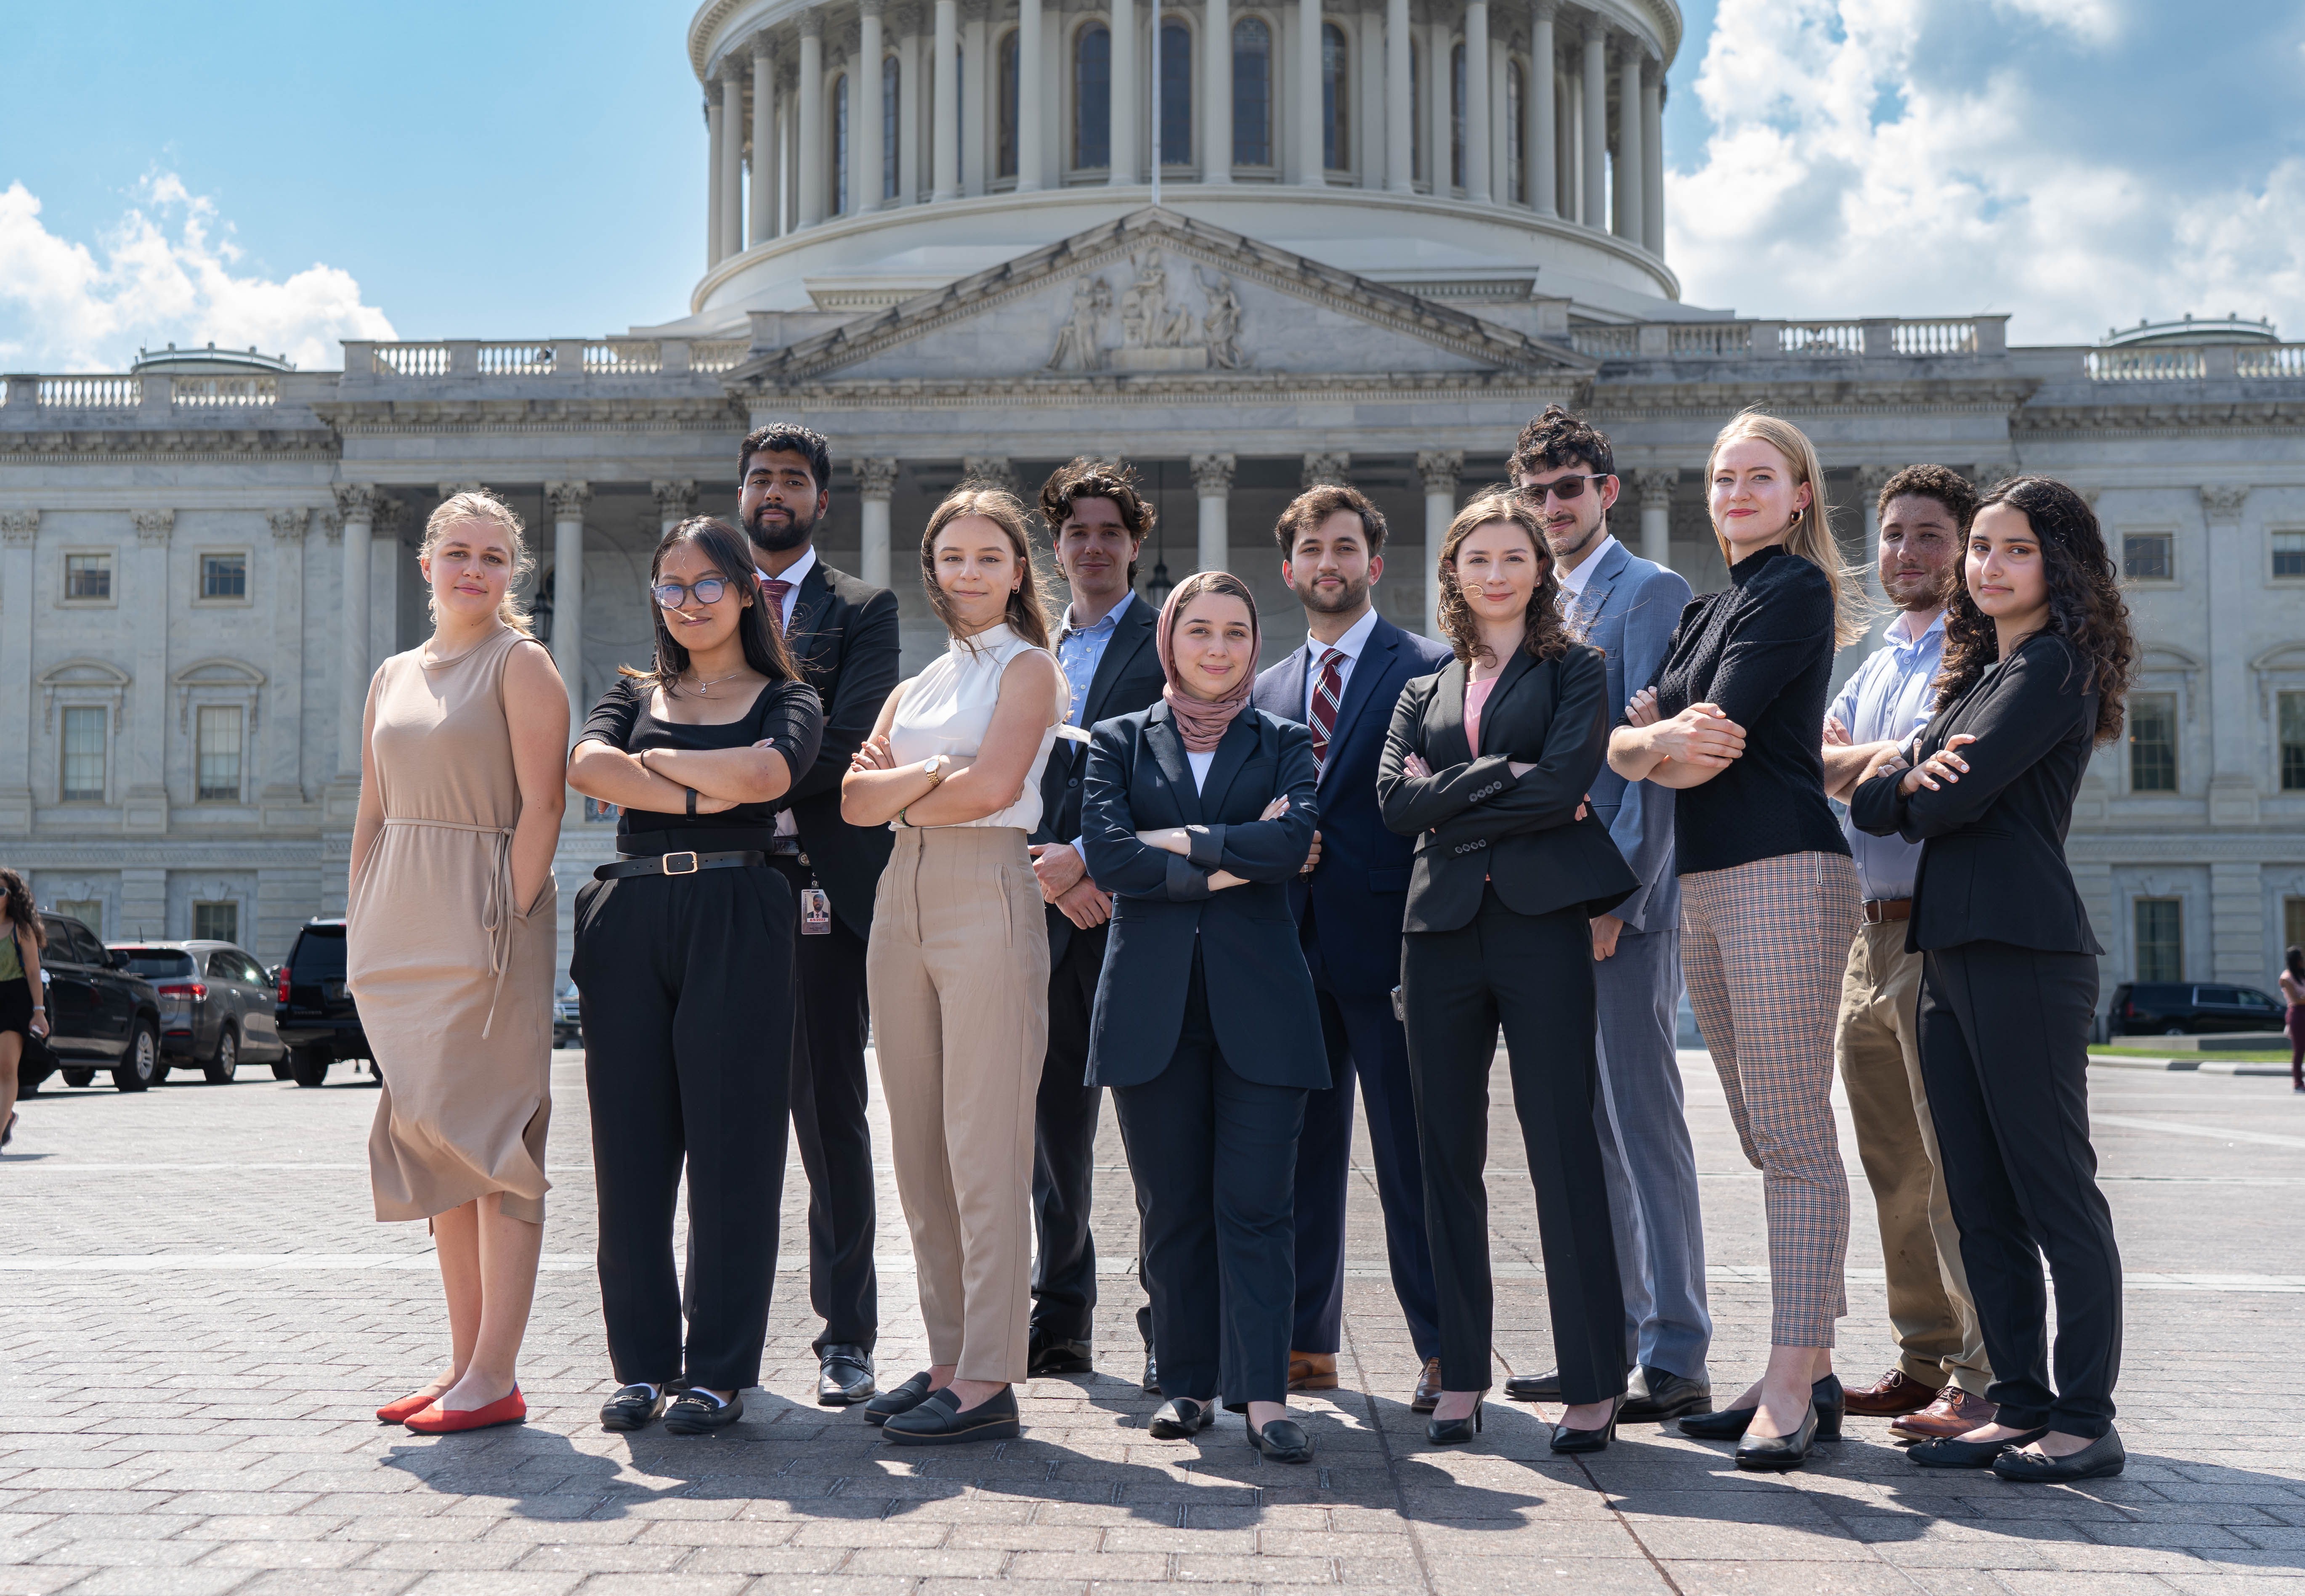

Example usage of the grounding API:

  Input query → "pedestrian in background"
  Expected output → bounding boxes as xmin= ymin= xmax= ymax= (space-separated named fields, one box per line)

xmin=2281 ymin=946 xmax=2305 ymax=1093
xmin=0 ymin=867 xmax=48 ymax=1151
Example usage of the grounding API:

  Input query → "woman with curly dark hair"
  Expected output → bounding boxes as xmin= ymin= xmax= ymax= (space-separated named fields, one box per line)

xmin=0 ymin=867 xmax=48 ymax=1150
xmin=1379 ymin=492 xmax=1636 ymax=1451
xmin=1850 ymin=474 xmax=2135 ymax=1484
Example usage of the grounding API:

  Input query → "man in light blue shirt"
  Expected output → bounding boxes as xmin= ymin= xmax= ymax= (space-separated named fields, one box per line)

xmin=1819 ymin=465 xmax=1998 ymax=1442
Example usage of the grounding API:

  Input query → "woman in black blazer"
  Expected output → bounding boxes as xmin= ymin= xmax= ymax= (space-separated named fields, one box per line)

xmin=1082 ymin=571 xmax=1325 ymax=1464
xmin=1851 ymin=476 xmax=2135 ymax=1484
xmin=1378 ymin=493 xmax=1638 ymax=1450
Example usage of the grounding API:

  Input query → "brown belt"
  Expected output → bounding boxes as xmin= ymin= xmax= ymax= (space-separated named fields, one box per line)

xmin=1861 ymin=899 xmax=1913 ymax=924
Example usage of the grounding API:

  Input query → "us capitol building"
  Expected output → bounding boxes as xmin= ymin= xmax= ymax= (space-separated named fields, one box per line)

xmin=2 ymin=0 xmax=2300 ymax=1002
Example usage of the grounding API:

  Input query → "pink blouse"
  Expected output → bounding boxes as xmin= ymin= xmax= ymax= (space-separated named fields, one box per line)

xmin=1464 ymin=675 xmax=1500 ymax=756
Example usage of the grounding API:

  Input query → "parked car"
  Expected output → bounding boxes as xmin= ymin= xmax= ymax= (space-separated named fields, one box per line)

xmin=108 ymin=940 xmax=287 ymax=1084
xmin=19 ymin=913 xmax=163 ymax=1093
xmin=2108 ymin=981 xmax=2288 ymax=1037
xmin=553 ymin=981 xmax=582 ymax=1048
xmin=274 ymin=919 xmax=371 ymax=1087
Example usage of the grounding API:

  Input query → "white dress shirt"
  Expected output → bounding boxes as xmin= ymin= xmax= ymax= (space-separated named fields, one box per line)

xmin=1551 ymin=532 xmax=1619 ymax=616
xmin=1300 ymin=604 xmax=1382 ymax=724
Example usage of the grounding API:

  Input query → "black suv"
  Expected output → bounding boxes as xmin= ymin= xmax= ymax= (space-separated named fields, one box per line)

xmin=20 ymin=913 xmax=164 ymax=1092
xmin=274 ymin=919 xmax=372 ymax=1087
xmin=2108 ymin=981 xmax=2287 ymax=1037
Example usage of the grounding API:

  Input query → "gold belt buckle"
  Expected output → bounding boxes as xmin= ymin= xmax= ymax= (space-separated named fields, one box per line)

xmin=662 ymin=851 xmax=701 ymax=875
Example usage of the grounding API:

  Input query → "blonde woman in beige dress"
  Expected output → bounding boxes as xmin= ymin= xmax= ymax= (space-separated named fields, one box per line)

xmin=350 ymin=490 xmax=569 ymax=1434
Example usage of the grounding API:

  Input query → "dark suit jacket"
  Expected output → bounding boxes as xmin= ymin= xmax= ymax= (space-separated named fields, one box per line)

xmin=782 ymin=557 xmax=901 ymax=938
xmin=1849 ymin=630 xmax=2103 ymax=956
xmin=1030 ymin=594 xmax=1168 ymax=964
xmin=1377 ymin=644 xmax=1638 ymax=934
xmin=1081 ymin=705 xmax=1329 ymax=1091
xmin=1251 ymin=614 xmax=1453 ymax=992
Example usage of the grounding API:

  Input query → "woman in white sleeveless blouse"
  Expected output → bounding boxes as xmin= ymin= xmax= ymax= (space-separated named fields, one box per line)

xmin=842 ymin=486 xmax=1069 ymax=1445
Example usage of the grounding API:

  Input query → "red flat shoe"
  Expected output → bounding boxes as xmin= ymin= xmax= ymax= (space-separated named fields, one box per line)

xmin=377 ymin=1389 xmax=449 ymax=1424
xmin=403 ymin=1386 xmax=526 ymax=1434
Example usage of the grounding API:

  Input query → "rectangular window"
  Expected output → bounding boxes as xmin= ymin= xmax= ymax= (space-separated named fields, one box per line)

xmin=193 ymin=901 xmax=239 ymax=944
xmin=61 ymin=705 xmax=106 ymax=801
xmin=2274 ymin=531 xmax=2305 ymax=580
xmin=2282 ymin=692 xmax=2305 ymax=792
xmin=64 ymin=552 xmax=112 ymax=600
xmin=199 ymin=552 xmax=246 ymax=599
xmin=2133 ymin=898 xmax=2183 ymax=984
xmin=2122 ymin=532 xmax=2173 ymax=581
xmin=53 ymin=899 xmax=103 ymax=937
xmin=196 ymin=705 xmax=243 ymax=802
xmin=2127 ymin=692 xmax=2178 ymax=792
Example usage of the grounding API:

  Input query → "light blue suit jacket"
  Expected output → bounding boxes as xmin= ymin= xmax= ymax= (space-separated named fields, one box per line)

xmin=1564 ymin=537 xmax=1693 ymax=933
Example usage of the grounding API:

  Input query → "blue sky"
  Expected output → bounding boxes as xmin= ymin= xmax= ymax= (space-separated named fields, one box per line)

xmin=3 ymin=0 xmax=2299 ymax=369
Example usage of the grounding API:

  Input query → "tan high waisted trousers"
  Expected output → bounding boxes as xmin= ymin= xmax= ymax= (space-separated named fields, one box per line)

xmin=867 ymin=826 xmax=1049 ymax=1384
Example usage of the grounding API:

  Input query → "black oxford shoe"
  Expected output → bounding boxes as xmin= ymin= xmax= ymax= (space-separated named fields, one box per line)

xmin=818 ymin=1344 xmax=876 ymax=1406
xmin=1619 ymin=1366 xmax=1713 ymax=1424
xmin=1503 ymin=1367 xmax=1562 ymax=1402
xmin=1028 ymin=1331 xmax=1094 ymax=1377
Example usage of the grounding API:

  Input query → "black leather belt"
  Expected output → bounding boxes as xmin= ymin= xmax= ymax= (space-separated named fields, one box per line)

xmin=594 ymin=850 xmax=769 ymax=880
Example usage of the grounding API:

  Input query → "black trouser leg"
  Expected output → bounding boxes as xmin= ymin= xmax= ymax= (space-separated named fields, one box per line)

xmin=1289 ymin=983 xmax=1356 ymax=1354
xmin=1403 ymin=915 xmax=1503 ymax=1393
xmin=771 ymin=856 xmax=879 ymax=1354
xmin=1921 ymin=942 xmax=2120 ymax=1437
xmin=1209 ymin=1044 xmax=1307 ymax=1409
xmin=1113 ymin=968 xmax=1223 ymax=1404
xmin=1031 ymin=923 xmax=1107 ymax=1343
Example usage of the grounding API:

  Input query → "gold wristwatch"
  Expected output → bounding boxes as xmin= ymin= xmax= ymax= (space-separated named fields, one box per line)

xmin=921 ymin=754 xmax=950 ymax=787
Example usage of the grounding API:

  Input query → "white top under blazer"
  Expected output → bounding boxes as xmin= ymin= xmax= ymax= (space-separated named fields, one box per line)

xmin=887 ymin=622 xmax=1068 ymax=832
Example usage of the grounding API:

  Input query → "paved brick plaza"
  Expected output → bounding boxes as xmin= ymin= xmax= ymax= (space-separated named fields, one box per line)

xmin=5 ymin=1045 xmax=2304 ymax=1596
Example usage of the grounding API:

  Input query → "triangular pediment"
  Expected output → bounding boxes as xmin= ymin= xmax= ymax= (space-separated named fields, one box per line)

xmin=731 ymin=208 xmax=1594 ymax=391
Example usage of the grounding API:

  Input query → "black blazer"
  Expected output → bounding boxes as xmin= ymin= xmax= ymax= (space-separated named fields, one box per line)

xmin=1081 ymin=705 xmax=1328 ymax=1091
xmin=1030 ymin=594 xmax=1168 ymax=963
xmin=1850 ymin=630 xmax=2103 ymax=956
xmin=783 ymin=558 xmax=902 ymax=937
xmin=1378 ymin=644 xmax=1638 ymax=935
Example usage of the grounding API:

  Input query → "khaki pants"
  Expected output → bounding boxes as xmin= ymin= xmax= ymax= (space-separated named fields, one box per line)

xmin=1836 ymin=921 xmax=1992 ymax=1395
xmin=867 ymin=827 xmax=1049 ymax=1384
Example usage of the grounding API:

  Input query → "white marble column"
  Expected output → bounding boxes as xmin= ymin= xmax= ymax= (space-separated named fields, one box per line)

xmin=653 ymin=480 xmax=698 ymax=536
xmin=856 ymin=460 xmax=899 ymax=590
xmin=1191 ymin=454 xmax=1235 ymax=571
xmin=932 ymin=0 xmax=960 ymax=197
xmin=1110 ymin=0 xmax=1137 ymax=183
xmin=751 ymin=40 xmax=780 ymax=242
xmin=799 ymin=13 xmax=829 ymax=224
xmin=2201 ymin=485 xmax=2258 ymax=827
xmin=0 ymin=511 xmax=37 ymax=830
xmin=1417 ymin=450 xmax=1461 ymax=638
xmin=548 ymin=483 xmax=590 ymax=738
xmin=961 ymin=0 xmax=988 ymax=194
xmin=1297 ymin=0 xmax=1325 ymax=185
xmin=1635 ymin=469 xmax=1673 ymax=572
xmin=1017 ymin=0 xmax=1045 ymax=189
xmin=263 ymin=509 xmax=308 ymax=807
xmin=1641 ymin=59 xmax=1663 ymax=254
xmin=720 ymin=68 xmax=746 ymax=257
xmin=123 ymin=509 xmax=173 ymax=832
xmin=1202 ymin=0 xmax=1231 ymax=183
xmin=1614 ymin=41 xmax=1642 ymax=242
xmin=705 ymin=97 xmax=725 ymax=265
xmin=1527 ymin=0 xmax=1556 ymax=215
xmin=1579 ymin=23 xmax=1606 ymax=228
xmin=369 ymin=498 xmax=403 ymax=678
xmin=857 ymin=0 xmax=886 ymax=211
xmin=335 ymin=485 xmax=374 ymax=780
xmin=1385 ymin=0 xmax=1413 ymax=191
xmin=1462 ymin=0 xmax=1490 ymax=201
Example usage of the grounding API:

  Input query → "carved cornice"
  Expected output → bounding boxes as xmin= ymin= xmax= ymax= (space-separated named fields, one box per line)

xmin=1189 ymin=453 xmax=1236 ymax=496
xmin=855 ymin=458 xmax=901 ymax=497
xmin=1588 ymin=375 xmax=2039 ymax=419
xmin=2012 ymin=399 xmax=2305 ymax=435
xmin=265 ymin=508 xmax=308 ymax=542
xmin=547 ymin=480 xmax=594 ymax=522
xmin=131 ymin=508 xmax=175 ymax=545
xmin=0 ymin=429 xmax=336 ymax=462
xmin=0 ymin=509 xmax=37 ymax=545
xmin=1303 ymin=453 xmax=1352 ymax=489
xmin=1415 ymin=449 xmax=1463 ymax=494
xmin=312 ymin=395 xmax=750 ymax=436
xmin=769 ymin=368 xmax=1589 ymax=411
xmin=2200 ymin=484 xmax=2250 ymax=523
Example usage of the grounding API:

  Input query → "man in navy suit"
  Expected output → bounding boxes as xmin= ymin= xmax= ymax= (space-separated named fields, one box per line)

xmin=1500 ymin=405 xmax=1713 ymax=1424
xmin=1251 ymin=484 xmax=1453 ymax=1410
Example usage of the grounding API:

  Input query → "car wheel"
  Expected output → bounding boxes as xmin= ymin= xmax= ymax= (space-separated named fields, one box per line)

xmin=114 ymin=1021 xmax=160 ymax=1092
xmin=61 ymin=1068 xmax=95 ymax=1090
xmin=2164 ymin=1026 xmax=2187 ymax=1036
xmin=271 ymin=1060 xmax=292 ymax=1081
xmin=287 ymin=1047 xmax=330 ymax=1088
xmin=204 ymin=1028 xmax=240 ymax=1085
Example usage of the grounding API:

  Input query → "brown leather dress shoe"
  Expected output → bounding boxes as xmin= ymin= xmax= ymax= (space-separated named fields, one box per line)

xmin=1287 ymin=1351 xmax=1338 ymax=1392
xmin=1410 ymin=1357 xmax=1444 ymax=1413
xmin=1840 ymin=1368 xmax=1939 ymax=1418
xmin=1890 ymin=1386 xmax=1998 ymax=1441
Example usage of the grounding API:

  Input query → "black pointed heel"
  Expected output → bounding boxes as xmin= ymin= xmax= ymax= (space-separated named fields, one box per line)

xmin=1427 ymin=1393 xmax=1484 ymax=1444
xmin=1550 ymin=1395 xmax=1620 ymax=1455
xmin=1735 ymin=1400 xmax=1818 ymax=1471
xmin=1679 ymin=1374 xmax=1842 ymax=1441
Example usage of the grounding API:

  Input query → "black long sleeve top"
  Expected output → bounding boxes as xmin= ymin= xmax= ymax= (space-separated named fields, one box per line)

xmin=579 ymin=677 xmax=824 ymax=847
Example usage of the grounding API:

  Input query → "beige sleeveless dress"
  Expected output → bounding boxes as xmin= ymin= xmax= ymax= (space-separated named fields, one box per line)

xmin=349 ymin=626 xmax=556 ymax=1225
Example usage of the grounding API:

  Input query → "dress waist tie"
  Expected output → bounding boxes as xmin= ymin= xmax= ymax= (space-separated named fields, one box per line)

xmin=379 ymin=817 xmax=521 ymax=1039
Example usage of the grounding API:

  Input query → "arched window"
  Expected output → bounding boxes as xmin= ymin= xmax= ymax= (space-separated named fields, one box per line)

xmin=1232 ymin=17 xmax=1270 ymax=167
xmin=883 ymin=55 xmax=901 ymax=199
xmin=1076 ymin=24 xmax=1111 ymax=168
xmin=1506 ymin=60 xmax=1524 ymax=203
xmin=833 ymin=72 xmax=850 ymax=214
xmin=1158 ymin=18 xmax=1191 ymax=166
xmin=1449 ymin=42 xmax=1465 ymax=190
xmin=998 ymin=29 xmax=1020 ymax=177
xmin=1321 ymin=21 xmax=1349 ymax=171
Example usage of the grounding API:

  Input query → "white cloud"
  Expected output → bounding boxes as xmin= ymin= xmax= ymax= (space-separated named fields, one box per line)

xmin=0 ymin=173 xmax=395 ymax=373
xmin=1665 ymin=0 xmax=2305 ymax=344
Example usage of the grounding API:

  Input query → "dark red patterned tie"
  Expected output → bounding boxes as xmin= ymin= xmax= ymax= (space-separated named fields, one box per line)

xmin=1308 ymin=647 xmax=1345 ymax=771
xmin=761 ymin=578 xmax=793 ymax=633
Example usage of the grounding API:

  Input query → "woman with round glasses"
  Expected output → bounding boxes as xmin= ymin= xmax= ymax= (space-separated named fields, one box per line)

xmin=566 ymin=517 xmax=824 ymax=1435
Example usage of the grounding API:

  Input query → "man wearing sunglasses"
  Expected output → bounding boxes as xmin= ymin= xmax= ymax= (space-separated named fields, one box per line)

xmin=1500 ymin=405 xmax=1712 ymax=1426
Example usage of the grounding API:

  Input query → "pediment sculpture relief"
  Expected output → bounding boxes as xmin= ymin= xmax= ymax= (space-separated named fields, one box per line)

xmin=1044 ymin=251 xmax=1248 ymax=374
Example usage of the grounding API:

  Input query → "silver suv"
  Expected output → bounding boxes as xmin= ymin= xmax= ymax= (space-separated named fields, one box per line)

xmin=107 ymin=940 xmax=287 ymax=1084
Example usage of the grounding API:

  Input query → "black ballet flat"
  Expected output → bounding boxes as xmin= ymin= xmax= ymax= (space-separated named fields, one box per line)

xmin=1427 ymin=1393 xmax=1484 ymax=1445
xmin=1551 ymin=1396 xmax=1620 ymax=1455
xmin=1992 ymin=1429 xmax=2124 ymax=1482
xmin=1680 ymin=1374 xmax=1843 ymax=1441
xmin=1248 ymin=1417 xmax=1314 ymax=1464
xmin=1909 ymin=1424 xmax=2049 ymax=1469
xmin=1735 ymin=1402 xmax=1818 ymax=1471
xmin=1148 ymin=1397 xmax=1215 ymax=1440
xmin=863 ymin=1369 xmax=936 ymax=1427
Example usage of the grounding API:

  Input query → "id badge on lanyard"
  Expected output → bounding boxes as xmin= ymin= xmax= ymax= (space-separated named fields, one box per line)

xmin=801 ymin=884 xmax=832 ymax=936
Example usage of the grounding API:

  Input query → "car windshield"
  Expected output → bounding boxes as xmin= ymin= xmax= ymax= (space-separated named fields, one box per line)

xmin=291 ymin=930 xmax=347 ymax=980
xmin=113 ymin=949 xmax=197 ymax=979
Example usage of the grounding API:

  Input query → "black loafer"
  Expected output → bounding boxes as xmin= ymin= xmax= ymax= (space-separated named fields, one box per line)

xmin=1142 ymin=1352 xmax=1161 ymax=1395
xmin=1734 ymin=1401 xmax=1817 ymax=1471
xmin=1503 ymin=1367 xmax=1561 ymax=1402
xmin=1552 ymin=1396 xmax=1621 ymax=1455
xmin=662 ymin=1389 xmax=744 ymax=1435
xmin=1620 ymin=1366 xmax=1713 ymax=1424
xmin=1148 ymin=1397 xmax=1215 ymax=1439
xmin=818 ymin=1344 xmax=876 ymax=1405
xmin=1248 ymin=1416 xmax=1314 ymax=1464
xmin=1681 ymin=1375 xmax=1844 ymax=1441
xmin=1992 ymin=1429 xmax=2125 ymax=1482
xmin=1909 ymin=1424 xmax=2050 ymax=1469
xmin=599 ymin=1383 xmax=667 ymax=1432
xmin=863 ymin=1369 xmax=936 ymax=1427
xmin=1028 ymin=1331 xmax=1094 ymax=1377
xmin=883 ymin=1384 xmax=1021 ymax=1445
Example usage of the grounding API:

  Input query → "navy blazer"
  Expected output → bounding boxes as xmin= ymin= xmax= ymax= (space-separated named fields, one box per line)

xmin=1081 ymin=704 xmax=1329 ymax=1091
xmin=1251 ymin=614 xmax=1453 ymax=992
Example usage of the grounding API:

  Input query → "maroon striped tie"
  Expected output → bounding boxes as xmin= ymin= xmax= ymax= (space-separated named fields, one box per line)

xmin=761 ymin=578 xmax=793 ymax=632
xmin=1308 ymin=647 xmax=1345 ymax=771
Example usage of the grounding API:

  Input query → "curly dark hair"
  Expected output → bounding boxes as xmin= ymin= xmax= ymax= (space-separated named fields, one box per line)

xmin=619 ymin=517 xmax=801 ymax=696
xmin=1038 ymin=457 xmax=1154 ymax=585
xmin=1877 ymin=463 xmax=1978 ymax=531
xmin=0 ymin=867 xmax=42 ymax=951
xmin=1274 ymin=483 xmax=1388 ymax=556
xmin=1934 ymin=475 xmax=2134 ymax=747
xmin=1509 ymin=403 xmax=1614 ymax=481
xmin=1434 ymin=491 xmax=1572 ymax=668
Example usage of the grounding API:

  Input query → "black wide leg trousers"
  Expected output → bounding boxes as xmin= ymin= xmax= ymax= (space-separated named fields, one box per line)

xmin=573 ymin=864 xmax=797 ymax=1393
xmin=1402 ymin=888 xmax=1627 ymax=1402
xmin=1919 ymin=939 xmax=2120 ymax=1438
